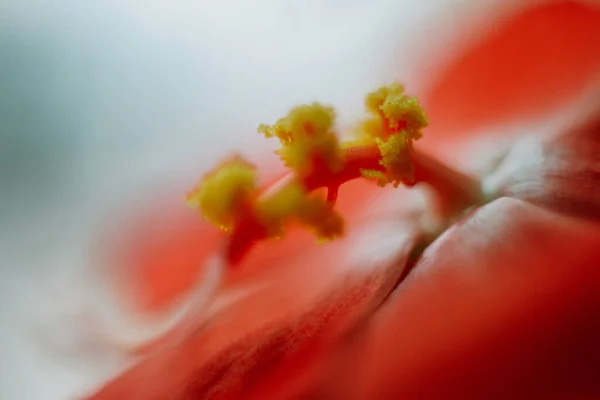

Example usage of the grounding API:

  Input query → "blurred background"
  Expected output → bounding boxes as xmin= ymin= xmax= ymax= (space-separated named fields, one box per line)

xmin=1 ymin=0 xmax=599 ymax=399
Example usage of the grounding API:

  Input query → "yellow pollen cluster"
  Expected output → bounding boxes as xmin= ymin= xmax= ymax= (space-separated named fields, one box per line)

xmin=186 ymin=157 xmax=257 ymax=231
xmin=188 ymin=82 xmax=427 ymax=254
xmin=255 ymin=182 xmax=343 ymax=241
xmin=258 ymin=103 xmax=343 ymax=176
xmin=376 ymin=134 xmax=414 ymax=187
xmin=364 ymin=82 xmax=427 ymax=138
xmin=359 ymin=83 xmax=428 ymax=186
xmin=187 ymin=159 xmax=343 ymax=242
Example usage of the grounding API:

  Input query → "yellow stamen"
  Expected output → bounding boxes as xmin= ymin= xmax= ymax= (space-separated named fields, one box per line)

xmin=375 ymin=132 xmax=415 ymax=187
xmin=359 ymin=168 xmax=390 ymax=187
xmin=258 ymin=103 xmax=343 ymax=176
xmin=365 ymin=82 xmax=405 ymax=117
xmin=189 ymin=82 xmax=437 ymax=265
xmin=255 ymin=181 xmax=343 ymax=242
xmin=353 ymin=117 xmax=386 ymax=145
xmin=364 ymin=82 xmax=428 ymax=138
xmin=358 ymin=83 xmax=428 ymax=186
xmin=254 ymin=181 xmax=306 ymax=238
xmin=296 ymin=191 xmax=344 ymax=242
xmin=186 ymin=157 xmax=257 ymax=231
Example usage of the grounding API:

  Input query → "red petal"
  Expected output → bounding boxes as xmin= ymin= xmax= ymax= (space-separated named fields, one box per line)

xmin=90 ymin=180 xmax=426 ymax=399
xmin=423 ymin=1 xmax=600 ymax=142
xmin=107 ymin=202 xmax=221 ymax=312
xmin=320 ymin=197 xmax=600 ymax=398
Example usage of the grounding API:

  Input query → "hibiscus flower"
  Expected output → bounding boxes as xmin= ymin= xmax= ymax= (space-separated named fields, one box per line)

xmin=11 ymin=1 xmax=598 ymax=399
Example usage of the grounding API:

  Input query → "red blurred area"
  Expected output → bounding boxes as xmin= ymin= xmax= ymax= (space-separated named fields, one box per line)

xmin=356 ymin=198 xmax=600 ymax=399
xmin=93 ymin=179 xmax=424 ymax=399
xmin=115 ymin=204 xmax=220 ymax=313
xmin=425 ymin=1 xmax=600 ymax=138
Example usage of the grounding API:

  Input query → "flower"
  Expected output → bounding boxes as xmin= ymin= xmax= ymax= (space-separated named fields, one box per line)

xmin=89 ymin=1 xmax=600 ymax=399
